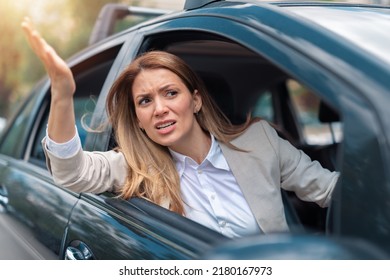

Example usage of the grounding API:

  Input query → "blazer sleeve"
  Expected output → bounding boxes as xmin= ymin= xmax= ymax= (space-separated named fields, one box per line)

xmin=260 ymin=121 xmax=339 ymax=207
xmin=42 ymin=137 xmax=127 ymax=194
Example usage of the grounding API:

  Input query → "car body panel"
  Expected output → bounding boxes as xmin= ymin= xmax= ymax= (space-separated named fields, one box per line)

xmin=0 ymin=156 xmax=77 ymax=259
xmin=64 ymin=194 xmax=227 ymax=259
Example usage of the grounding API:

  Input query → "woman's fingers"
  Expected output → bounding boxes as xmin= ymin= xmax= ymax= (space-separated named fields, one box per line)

xmin=21 ymin=17 xmax=62 ymax=73
xmin=21 ymin=18 xmax=48 ymax=60
xmin=21 ymin=17 xmax=76 ymax=94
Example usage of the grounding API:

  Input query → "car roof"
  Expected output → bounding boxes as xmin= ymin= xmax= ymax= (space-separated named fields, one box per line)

xmin=90 ymin=1 xmax=390 ymax=57
xmin=185 ymin=1 xmax=390 ymax=63
xmin=278 ymin=3 xmax=390 ymax=64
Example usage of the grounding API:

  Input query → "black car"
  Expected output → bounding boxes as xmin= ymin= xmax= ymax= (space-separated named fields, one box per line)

xmin=1 ymin=0 xmax=390 ymax=260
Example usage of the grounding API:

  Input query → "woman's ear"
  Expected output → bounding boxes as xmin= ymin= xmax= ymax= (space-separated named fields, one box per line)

xmin=138 ymin=119 xmax=144 ymax=131
xmin=193 ymin=90 xmax=202 ymax=113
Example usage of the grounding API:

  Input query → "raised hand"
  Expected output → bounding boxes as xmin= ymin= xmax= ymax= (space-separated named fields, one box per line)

xmin=21 ymin=17 xmax=76 ymax=143
xmin=21 ymin=17 xmax=76 ymax=99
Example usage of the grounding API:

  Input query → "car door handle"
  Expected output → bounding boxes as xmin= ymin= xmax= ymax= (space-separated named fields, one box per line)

xmin=65 ymin=241 xmax=94 ymax=260
xmin=0 ymin=184 xmax=9 ymax=206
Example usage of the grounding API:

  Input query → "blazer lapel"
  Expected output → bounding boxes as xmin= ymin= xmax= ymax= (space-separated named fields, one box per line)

xmin=219 ymin=124 xmax=289 ymax=233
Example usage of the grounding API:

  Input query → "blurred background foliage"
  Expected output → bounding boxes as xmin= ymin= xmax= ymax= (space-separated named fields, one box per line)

xmin=0 ymin=0 xmax=183 ymax=120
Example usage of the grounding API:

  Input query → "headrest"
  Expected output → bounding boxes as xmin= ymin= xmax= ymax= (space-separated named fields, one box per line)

xmin=319 ymin=101 xmax=340 ymax=123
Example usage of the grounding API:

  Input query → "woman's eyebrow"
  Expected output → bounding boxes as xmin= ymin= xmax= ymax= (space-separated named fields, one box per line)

xmin=134 ymin=83 xmax=178 ymax=100
xmin=134 ymin=92 xmax=151 ymax=101
xmin=159 ymin=84 xmax=176 ymax=92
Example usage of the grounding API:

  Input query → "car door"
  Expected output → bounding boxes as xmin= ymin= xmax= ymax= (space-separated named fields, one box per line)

xmin=64 ymin=192 xmax=227 ymax=259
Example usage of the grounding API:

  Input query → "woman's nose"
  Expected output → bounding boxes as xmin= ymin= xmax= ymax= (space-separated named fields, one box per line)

xmin=154 ymin=98 xmax=168 ymax=117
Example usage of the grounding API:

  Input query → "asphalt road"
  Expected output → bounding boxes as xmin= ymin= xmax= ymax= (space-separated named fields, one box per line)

xmin=0 ymin=212 xmax=54 ymax=259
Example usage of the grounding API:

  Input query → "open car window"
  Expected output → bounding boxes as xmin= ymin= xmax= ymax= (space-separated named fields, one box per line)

xmin=137 ymin=30 xmax=342 ymax=234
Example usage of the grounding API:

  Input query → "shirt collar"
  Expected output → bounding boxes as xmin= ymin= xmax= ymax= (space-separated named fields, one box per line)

xmin=169 ymin=134 xmax=230 ymax=176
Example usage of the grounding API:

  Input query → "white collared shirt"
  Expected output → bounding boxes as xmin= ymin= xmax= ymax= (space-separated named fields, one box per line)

xmin=169 ymin=135 xmax=261 ymax=238
xmin=46 ymin=130 xmax=261 ymax=238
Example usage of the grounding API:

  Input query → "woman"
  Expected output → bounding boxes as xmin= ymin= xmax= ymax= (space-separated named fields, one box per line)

xmin=22 ymin=18 xmax=339 ymax=238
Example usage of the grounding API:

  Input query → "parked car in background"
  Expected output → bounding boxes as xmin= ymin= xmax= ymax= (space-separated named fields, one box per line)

xmin=1 ymin=0 xmax=390 ymax=260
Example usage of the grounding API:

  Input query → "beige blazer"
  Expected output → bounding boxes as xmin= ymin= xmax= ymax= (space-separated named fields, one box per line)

xmin=43 ymin=120 xmax=339 ymax=233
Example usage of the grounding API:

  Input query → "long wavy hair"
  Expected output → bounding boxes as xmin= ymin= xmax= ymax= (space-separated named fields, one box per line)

xmin=106 ymin=50 xmax=257 ymax=214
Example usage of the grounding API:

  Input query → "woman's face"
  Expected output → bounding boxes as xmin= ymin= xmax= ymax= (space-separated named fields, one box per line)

xmin=132 ymin=68 xmax=202 ymax=150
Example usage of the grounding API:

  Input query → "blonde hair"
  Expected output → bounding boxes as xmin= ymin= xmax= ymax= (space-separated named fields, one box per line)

xmin=106 ymin=51 xmax=257 ymax=214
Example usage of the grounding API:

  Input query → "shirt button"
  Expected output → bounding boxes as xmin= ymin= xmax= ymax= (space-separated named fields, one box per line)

xmin=219 ymin=220 xmax=226 ymax=227
xmin=210 ymin=194 xmax=216 ymax=200
xmin=198 ymin=170 xmax=203 ymax=174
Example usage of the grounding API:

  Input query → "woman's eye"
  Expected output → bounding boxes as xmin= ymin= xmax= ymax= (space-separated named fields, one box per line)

xmin=166 ymin=90 xmax=177 ymax=97
xmin=139 ymin=98 xmax=151 ymax=105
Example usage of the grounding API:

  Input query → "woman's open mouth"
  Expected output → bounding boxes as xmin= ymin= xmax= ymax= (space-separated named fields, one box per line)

xmin=156 ymin=121 xmax=175 ymax=130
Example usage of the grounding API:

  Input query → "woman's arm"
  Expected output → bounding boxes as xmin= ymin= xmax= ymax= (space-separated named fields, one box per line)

xmin=261 ymin=120 xmax=339 ymax=207
xmin=21 ymin=17 xmax=76 ymax=143
xmin=22 ymin=18 xmax=127 ymax=194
